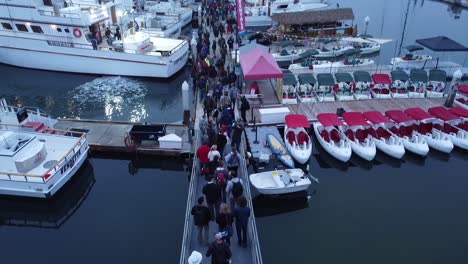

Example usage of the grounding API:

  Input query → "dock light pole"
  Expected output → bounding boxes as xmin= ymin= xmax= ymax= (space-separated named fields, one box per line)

xmin=117 ymin=10 xmax=127 ymax=51
xmin=252 ymin=117 xmax=260 ymax=144
xmin=363 ymin=16 xmax=370 ymax=35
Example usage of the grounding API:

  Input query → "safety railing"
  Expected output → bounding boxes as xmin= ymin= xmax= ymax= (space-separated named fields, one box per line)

xmin=179 ymin=129 xmax=200 ymax=264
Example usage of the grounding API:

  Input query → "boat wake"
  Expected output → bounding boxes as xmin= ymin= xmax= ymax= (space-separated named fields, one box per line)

xmin=69 ymin=76 xmax=148 ymax=122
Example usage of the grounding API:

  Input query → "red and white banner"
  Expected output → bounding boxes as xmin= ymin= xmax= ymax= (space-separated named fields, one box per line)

xmin=236 ymin=0 xmax=246 ymax=34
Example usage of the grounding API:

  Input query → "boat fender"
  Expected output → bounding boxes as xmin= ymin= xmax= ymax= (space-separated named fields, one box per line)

xmin=73 ymin=28 xmax=82 ymax=38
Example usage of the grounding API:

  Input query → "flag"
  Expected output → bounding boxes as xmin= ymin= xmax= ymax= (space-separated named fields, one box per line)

xmin=235 ymin=0 xmax=246 ymax=35
xmin=134 ymin=18 xmax=139 ymax=32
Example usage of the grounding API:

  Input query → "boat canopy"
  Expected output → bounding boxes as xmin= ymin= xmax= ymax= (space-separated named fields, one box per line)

xmin=317 ymin=73 xmax=335 ymax=86
xmin=342 ymin=112 xmax=369 ymax=127
xmin=428 ymin=106 xmax=460 ymax=121
xmin=385 ymin=110 xmax=414 ymax=123
xmin=403 ymin=44 xmax=424 ymax=52
xmin=298 ymin=49 xmax=319 ymax=58
xmin=359 ymin=34 xmax=374 ymax=38
xmin=416 ymin=36 xmax=468 ymax=52
xmin=343 ymin=48 xmax=362 ymax=56
xmin=298 ymin=73 xmax=316 ymax=84
xmin=458 ymin=84 xmax=468 ymax=95
xmin=428 ymin=69 xmax=447 ymax=82
xmin=280 ymin=40 xmax=294 ymax=47
xmin=363 ymin=111 xmax=392 ymax=124
xmin=390 ymin=70 xmax=409 ymax=82
xmin=285 ymin=114 xmax=310 ymax=128
xmin=372 ymin=74 xmax=391 ymax=85
xmin=283 ymin=72 xmax=297 ymax=86
xmin=410 ymin=69 xmax=428 ymax=83
xmin=404 ymin=107 xmax=434 ymax=121
xmin=449 ymin=106 xmax=468 ymax=118
xmin=353 ymin=71 xmax=372 ymax=83
xmin=335 ymin=73 xmax=354 ymax=83
xmin=317 ymin=113 xmax=344 ymax=127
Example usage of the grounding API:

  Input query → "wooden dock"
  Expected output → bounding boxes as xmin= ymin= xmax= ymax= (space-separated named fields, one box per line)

xmin=54 ymin=119 xmax=191 ymax=156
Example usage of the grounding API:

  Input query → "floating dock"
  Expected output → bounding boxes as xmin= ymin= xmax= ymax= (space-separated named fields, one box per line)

xmin=54 ymin=119 xmax=191 ymax=156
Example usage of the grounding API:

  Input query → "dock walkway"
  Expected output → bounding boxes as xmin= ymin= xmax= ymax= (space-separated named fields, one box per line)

xmin=54 ymin=119 xmax=191 ymax=156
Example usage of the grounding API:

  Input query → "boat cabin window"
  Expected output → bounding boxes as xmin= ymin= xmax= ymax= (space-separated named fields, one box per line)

xmin=64 ymin=28 xmax=70 ymax=33
xmin=57 ymin=28 xmax=62 ymax=32
xmin=1 ymin=22 xmax=13 ymax=30
xmin=277 ymin=4 xmax=288 ymax=9
xmin=15 ymin=24 xmax=28 ymax=32
xmin=31 ymin=25 xmax=43 ymax=33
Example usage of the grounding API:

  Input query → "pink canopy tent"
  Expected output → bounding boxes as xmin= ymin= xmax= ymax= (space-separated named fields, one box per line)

xmin=240 ymin=47 xmax=283 ymax=80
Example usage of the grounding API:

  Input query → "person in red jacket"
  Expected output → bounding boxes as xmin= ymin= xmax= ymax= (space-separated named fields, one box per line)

xmin=197 ymin=144 xmax=211 ymax=175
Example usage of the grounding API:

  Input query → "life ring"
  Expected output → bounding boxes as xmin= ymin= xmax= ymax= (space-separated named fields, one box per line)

xmin=73 ymin=28 xmax=82 ymax=38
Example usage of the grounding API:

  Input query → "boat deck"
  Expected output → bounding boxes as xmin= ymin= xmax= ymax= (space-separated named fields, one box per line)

xmin=54 ymin=119 xmax=191 ymax=156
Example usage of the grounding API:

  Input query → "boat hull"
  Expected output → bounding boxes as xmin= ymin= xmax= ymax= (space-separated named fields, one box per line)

xmin=0 ymin=36 xmax=189 ymax=78
xmin=249 ymin=169 xmax=312 ymax=195
xmin=313 ymin=122 xmax=351 ymax=162
xmin=0 ymin=142 xmax=89 ymax=198
xmin=284 ymin=126 xmax=312 ymax=164
xmin=372 ymin=137 xmax=405 ymax=159
xmin=423 ymin=132 xmax=454 ymax=153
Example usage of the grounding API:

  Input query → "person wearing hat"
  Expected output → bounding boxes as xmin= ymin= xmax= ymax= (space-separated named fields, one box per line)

xmin=188 ymin=251 xmax=202 ymax=264
xmin=206 ymin=232 xmax=232 ymax=264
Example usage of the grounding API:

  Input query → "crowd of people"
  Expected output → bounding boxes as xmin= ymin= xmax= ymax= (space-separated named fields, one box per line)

xmin=189 ymin=1 xmax=253 ymax=263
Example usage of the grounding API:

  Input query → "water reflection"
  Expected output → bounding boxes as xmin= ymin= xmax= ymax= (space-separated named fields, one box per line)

xmin=252 ymin=193 xmax=310 ymax=218
xmin=68 ymin=76 xmax=149 ymax=122
xmin=0 ymin=161 xmax=95 ymax=229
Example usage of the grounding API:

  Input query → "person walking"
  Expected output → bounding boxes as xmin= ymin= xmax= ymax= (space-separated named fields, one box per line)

xmin=214 ymin=161 xmax=229 ymax=201
xmin=225 ymin=170 xmax=244 ymax=213
xmin=202 ymin=176 xmax=222 ymax=220
xmin=204 ymin=94 xmax=216 ymax=118
xmin=105 ymin=27 xmax=113 ymax=46
xmin=114 ymin=25 xmax=121 ymax=40
xmin=215 ymin=128 xmax=228 ymax=155
xmin=228 ymin=85 xmax=238 ymax=109
xmin=196 ymin=143 xmax=210 ymax=172
xmin=240 ymin=96 xmax=250 ymax=123
xmin=206 ymin=233 xmax=232 ymax=264
xmin=230 ymin=122 xmax=244 ymax=152
xmin=234 ymin=196 xmax=251 ymax=248
xmin=225 ymin=149 xmax=241 ymax=173
xmin=216 ymin=203 xmax=234 ymax=245
xmin=191 ymin=197 xmax=211 ymax=246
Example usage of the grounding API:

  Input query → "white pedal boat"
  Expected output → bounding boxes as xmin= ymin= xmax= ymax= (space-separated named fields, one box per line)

xmin=314 ymin=114 xmax=352 ymax=162
xmin=249 ymin=169 xmax=312 ymax=195
xmin=404 ymin=108 xmax=454 ymax=153
xmin=315 ymin=45 xmax=354 ymax=58
xmin=284 ymin=115 xmax=312 ymax=164
xmin=429 ymin=106 xmax=468 ymax=150
xmin=385 ymin=110 xmax=430 ymax=156
xmin=341 ymin=112 xmax=377 ymax=161
xmin=371 ymin=74 xmax=392 ymax=99
xmin=363 ymin=111 xmax=406 ymax=159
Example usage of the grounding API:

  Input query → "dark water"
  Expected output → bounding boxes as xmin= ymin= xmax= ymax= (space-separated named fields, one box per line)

xmin=0 ymin=157 xmax=189 ymax=263
xmin=0 ymin=0 xmax=467 ymax=263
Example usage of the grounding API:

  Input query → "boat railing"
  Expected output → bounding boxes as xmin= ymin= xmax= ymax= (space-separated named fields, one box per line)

xmin=0 ymin=124 xmax=87 ymax=183
xmin=179 ymin=129 xmax=200 ymax=264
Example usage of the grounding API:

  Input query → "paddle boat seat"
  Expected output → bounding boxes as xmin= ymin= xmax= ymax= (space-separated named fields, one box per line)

xmin=286 ymin=131 xmax=296 ymax=144
xmin=367 ymin=127 xmax=377 ymax=138
xmin=345 ymin=129 xmax=355 ymax=141
xmin=389 ymin=126 xmax=398 ymax=135
xmin=297 ymin=131 xmax=309 ymax=145
xmin=355 ymin=129 xmax=368 ymax=143
xmin=457 ymin=122 xmax=468 ymax=131
xmin=376 ymin=127 xmax=391 ymax=140
xmin=418 ymin=123 xmax=431 ymax=135
xmin=320 ymin=130 xmax=330 ymax=143
xmin=330 ymin=129 xmax=341 ymax=143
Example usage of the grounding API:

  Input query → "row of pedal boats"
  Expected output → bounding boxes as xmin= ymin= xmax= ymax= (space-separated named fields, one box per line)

xmin=314 ymin=106 xmax=468 ymax=162
xmin=281 ymin=69 xmax=451 ymax=104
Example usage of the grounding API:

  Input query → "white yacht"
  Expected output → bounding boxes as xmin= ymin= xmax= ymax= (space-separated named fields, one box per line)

xmin=145 ymin=0 xmax=193 ymax=27
xmin=0 ymin=0 xmax=189 ymax=78
xmin=0 ymin=99 xmax=89 ymax=198
xmin=134 ymin=13 xmax=183 ymax=38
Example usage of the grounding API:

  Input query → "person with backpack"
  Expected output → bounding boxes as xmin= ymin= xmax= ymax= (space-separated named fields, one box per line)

xmin=216 ymin=203 xmax=234 ymax=246
xmin=197 ymin=143 xmax=210 ymax=174
xmin=234 ymin=196 xmax=251 ymax=248
xmin=191 ymin=197 xmax=211 ymax=246
xmin=203 ymin=176 xmax=222 ymax=220
xmin=240 ymin=96 xmax=250 ymax=123
xmin=206 ymin=232 xmax=232 ymax=264
xmin=230 ymin=122 xmax=244 ymax=152
xmin=225 ymin=149 xmax=241 ymax=173
xmin=215 ymin=130 xmax=227 ymax=156
xmin=214 ymin=161 xmax=229 ymax=201
xmin=225 ymin=170 xmax=244 ymax=213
